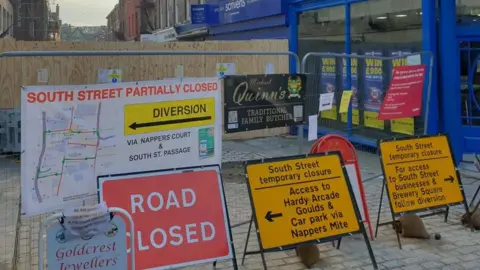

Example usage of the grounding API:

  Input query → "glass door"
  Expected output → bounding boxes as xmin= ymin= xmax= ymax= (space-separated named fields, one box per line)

xmin=459 ymin=39 xmax=480 ymax=153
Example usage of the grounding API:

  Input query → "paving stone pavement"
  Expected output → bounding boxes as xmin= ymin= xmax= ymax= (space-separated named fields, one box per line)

xmin=0 ymin=157 xmax=21 ymax=270
xmin=7 ymin=136 xmax=480 ymax=270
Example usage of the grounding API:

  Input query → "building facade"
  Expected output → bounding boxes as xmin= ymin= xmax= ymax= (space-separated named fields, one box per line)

xmin=0 ymin=0 xmax=13 ymax=38
xmin=48 ymin=4 xmax=61 ymax=41
xmin=106 ymin=4 xmax=120 ymax=41
xmin=123 ymin=0 xmax=141 ymax=40
xmin=204 ymin=0 xmax=288 ymax=40
xmin=12 ymin=0 xmax=50 ymax=41
xmin=119 ymin=0 xmax=157 ymax=40
xmin=172 ymin=0 xmax=288 ymax=41
xmin=143 ymin=0 xmax=205 ymax=42
xmin=287 ymin=0 xmax=480 ymax=162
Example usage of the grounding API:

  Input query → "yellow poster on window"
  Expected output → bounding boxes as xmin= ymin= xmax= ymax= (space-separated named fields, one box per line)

xmin=364 ymin=111 xmax=384 ymax=130
xmin=339 ymin=91 xmax=353 ymax=114
xmin=391 ymin=118 xmax=414 ymax=135
xmin=340 ymin=109 xmax=360 ymax=125
xmin=321 ymin=105 xmax=337 ymax=120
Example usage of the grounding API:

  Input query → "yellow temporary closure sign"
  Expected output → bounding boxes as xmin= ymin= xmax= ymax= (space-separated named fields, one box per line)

xmin=379 ymin=135 xmax=465 ymax=215
xmin=246 ymin=154 xmax=360 ymax=250
xmin=124 ymin=98 xmax=215 ymax=136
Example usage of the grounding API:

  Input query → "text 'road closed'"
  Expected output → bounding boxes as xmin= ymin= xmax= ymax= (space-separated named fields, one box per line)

xmin=124 ymin=98 xmax=215 ymax=136
xmin=379 ymin=135 xmax=465 ymax=215
xmin=246 ymin=154 xmax=361 ymax=250
xmin=99 ymin=168 xmax=232 ymax=269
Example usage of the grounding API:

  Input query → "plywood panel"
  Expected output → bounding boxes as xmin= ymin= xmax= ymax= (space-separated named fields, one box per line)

xmin=0 ymin=39 xmax=291 ymax=139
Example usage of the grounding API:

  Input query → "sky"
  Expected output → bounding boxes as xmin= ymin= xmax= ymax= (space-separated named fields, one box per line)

xmin=56 ymin=0 xmax=118 ymax=26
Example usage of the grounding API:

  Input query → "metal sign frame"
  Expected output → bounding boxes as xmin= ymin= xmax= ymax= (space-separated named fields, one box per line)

xmin=241 ymin=152 xmax=377 ymax=270
xmin=38 ymin=207 xmax=135 ymax=270
xmin=374 ymin=133 xmax=472 ymax=249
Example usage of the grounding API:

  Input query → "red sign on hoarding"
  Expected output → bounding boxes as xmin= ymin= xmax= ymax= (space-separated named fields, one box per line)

xmin=378 ymin=65 xmax=426 ymax=120
xmin=98 ymin=166 xmax=233 ymax=270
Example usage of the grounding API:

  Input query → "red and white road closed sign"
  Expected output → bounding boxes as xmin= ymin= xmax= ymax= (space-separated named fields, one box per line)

xmin=98 ymin=166 xmax=233 ymax=269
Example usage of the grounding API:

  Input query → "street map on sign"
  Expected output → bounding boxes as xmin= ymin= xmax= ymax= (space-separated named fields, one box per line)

xmin=21 ymin=78 xmax=222 ymax=216
xmin=32 ymin=103 xmax=116 ymax=206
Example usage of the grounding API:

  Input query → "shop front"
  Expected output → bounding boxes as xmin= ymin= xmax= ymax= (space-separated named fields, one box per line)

xmin=176 ymin=4 xmax=214 ymax=41
xmin=205 ymin=0 xmax=289 ymax=40
xmin=287 ymin=0 xmax=480 ymax=162
xmin=176 ymin=0 xmax=289 ymax=40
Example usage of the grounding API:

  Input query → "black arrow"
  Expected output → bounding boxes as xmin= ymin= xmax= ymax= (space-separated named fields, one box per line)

xmin=129 ymin=116 xmax=212 ymax=130
xmin=444 ymin=175 xmax=455 ymax=183
xmin=265 ymin=211 xmax=283 ymax=222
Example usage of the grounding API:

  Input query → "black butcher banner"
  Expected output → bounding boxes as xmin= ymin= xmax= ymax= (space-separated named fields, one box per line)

xmin=224 ymin=74 xmax=306 ymax=133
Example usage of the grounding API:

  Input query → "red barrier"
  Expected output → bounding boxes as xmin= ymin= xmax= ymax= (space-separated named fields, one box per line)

xmin=310 ymin=134 xmax=374 ymax=240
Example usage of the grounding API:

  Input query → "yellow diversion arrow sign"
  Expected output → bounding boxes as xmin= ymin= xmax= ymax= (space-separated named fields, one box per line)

xmin=124 ymin=98 xmax=215 ymax=136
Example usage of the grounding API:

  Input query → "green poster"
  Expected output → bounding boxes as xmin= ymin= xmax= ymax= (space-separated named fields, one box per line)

xmin=199 ymin=127 xmax=215 ymax=159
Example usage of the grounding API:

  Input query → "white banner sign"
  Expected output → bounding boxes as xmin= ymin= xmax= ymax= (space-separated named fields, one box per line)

xmin=21 ymin=78 xmax=222 ymax=216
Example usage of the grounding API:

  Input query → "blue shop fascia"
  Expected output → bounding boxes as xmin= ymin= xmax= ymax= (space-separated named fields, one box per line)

xmin=175 ymin=0 xmax=290 ymax=41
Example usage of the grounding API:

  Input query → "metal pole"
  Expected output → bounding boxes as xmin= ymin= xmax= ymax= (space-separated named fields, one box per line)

xmin=423 ymin=54 xmax=435 ymax=135
xmin=345 ymin=3 xmax=353 ymax=137
xmin=109 ymin=207 xmax=136 ymax=270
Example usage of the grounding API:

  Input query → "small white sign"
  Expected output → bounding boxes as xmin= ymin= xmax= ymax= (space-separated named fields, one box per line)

xmin=319 ymin=93 xmax=334 ymax=112
xmin=265 ymin=63 xmax=275 ymax=74
xmin=308 ymin=115 xmax=318 ymax=141
xmin=37 ymin=69 xmax=49 ymax=83
xmin=407 ymin=55 xmax=421 ymax=66
xmin=175 ymin=64 xmax=184 ymax=78
xmin=152 ymin=27 xmax=177 ymax=42
xmin=216 ymin=63 xmax=236 ymax=78
xmin=293 ymin=105 xmax=304 ymax=122
xmin=141 ymin=34 xmax=157 ymax=42
xmin=97 ymin=69 xmax=123 ymax=84
xmin=63 ymin=203 xmax=111 ymax=237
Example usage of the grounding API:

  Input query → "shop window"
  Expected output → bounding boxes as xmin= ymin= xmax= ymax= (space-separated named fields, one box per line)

xmin=459 ymin=40 xmax=480 ymax=126
xmin=298 ymin=0 xmax=424 ymax=141
xmin=456 ymin=0 xmax=480 ymax=26
xmin=299 ymin=0 xmax=422 ymax=46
